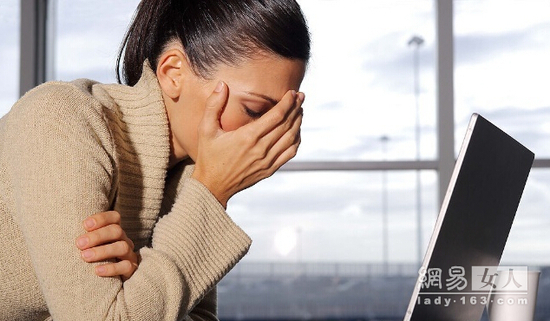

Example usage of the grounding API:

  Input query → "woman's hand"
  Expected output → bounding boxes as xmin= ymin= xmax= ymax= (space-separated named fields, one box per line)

xmin=75 ymin=211 xmax=139 ymax=281
xmin=192 ymin=81 xmax=305 ymax=208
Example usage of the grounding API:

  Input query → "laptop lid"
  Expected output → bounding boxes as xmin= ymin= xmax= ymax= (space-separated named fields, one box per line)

xmin=403 ymin=113 xmax=534 ymax=321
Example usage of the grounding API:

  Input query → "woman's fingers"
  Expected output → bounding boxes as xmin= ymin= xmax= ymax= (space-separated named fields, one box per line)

xmin=80 ymin=239 xmax=135 ymax=263
xmin=95 ymin=259 xmax=138 ymax=281
xmin=78 ymin=232 xmax=139 ymax=280
xmin=199 ymin=81 xmax=228 ymax=138
xmin=251 ymin=90 xmax=298 ymax=138
xmin=267 ymin=105 xmax=303 ymax=169
xmin=82 ymin=211 xmax=121 ymax=232
xmin=272 ymin=93 xmax=304 ymax=155
xmin=244 ymin=91 xmax=304 ymax=170
xmin=252 ymin=106 xmax=303 ymax=178
xmin=76 ymin=211 xmax=139 ymax=280
xmin=76 ymin=223 xmax=131 ymax=250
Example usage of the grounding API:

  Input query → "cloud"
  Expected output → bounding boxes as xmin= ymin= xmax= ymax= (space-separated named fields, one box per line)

xmin=455 ymin=22 xmax=550 ymax=65
xmin=467 ymin=106 xmax=550 ymax=156
xmin=361 ymin=34 xmax=436 ymax=96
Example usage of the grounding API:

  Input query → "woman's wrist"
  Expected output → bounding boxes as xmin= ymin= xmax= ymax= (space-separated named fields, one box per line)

xmin=190 ymin=171 xmax=230 ymax=209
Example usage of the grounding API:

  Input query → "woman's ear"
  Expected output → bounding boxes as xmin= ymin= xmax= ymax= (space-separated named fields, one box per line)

xmin=156 ymin=49 xmax=187 ymax=99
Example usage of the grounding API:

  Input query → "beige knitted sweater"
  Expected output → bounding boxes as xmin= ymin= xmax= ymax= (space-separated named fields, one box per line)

xmin=0 ymin=64 xmax=252 ymax=320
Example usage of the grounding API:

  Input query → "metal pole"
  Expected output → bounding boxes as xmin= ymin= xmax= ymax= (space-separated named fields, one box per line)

xmin=436 ymin=0 xmax=455 ymax=207
xmin=20 ymin=0 xmax=49 ymax=96
xmin=381 ymin=135 xmax=389 ymax=272
xmin=297 ymin=227 xmax=302 ymax=264
xmin=408 ymin=35 xmax=424 ymax=266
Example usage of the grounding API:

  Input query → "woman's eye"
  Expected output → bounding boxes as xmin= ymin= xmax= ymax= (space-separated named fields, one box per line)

xmin=244 ymin=106 xmax=264 ymax=119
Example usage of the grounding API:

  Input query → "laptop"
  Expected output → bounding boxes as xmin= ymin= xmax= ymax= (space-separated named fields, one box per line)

xmin=403 ymin=113 xmax=534 ymax=321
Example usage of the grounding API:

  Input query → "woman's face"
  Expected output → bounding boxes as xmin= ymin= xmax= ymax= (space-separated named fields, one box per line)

xmin=167 ymin=53 xmax=306 ymax=165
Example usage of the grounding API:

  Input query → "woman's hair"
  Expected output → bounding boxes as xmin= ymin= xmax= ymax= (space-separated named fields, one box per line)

xmin=116 ymin=0 xmax=311 ymax=86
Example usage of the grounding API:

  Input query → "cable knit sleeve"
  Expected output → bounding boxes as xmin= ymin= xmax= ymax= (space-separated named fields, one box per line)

xmin=126 ymin=177 xmax=252 ymax=320
xmin=3 ymin=81 xmax=251 ymax=320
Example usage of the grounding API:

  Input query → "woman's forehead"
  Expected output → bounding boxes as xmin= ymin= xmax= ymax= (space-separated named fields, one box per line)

xmin=214 ymin=55 xmax=306 ymax=93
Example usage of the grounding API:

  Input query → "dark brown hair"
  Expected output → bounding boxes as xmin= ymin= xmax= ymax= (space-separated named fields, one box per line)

xmin=117 ymin=0 xmax=311 ymax=85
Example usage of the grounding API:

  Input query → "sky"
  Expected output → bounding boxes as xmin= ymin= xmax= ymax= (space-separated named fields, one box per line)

xmin=1 ymin=0 xmax=549 ymax=266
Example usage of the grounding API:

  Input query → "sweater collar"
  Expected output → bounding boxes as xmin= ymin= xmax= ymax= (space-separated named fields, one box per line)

xmin=102 ymin=60 xmax=171 ymax=175
xmin=98 ymin=61 xmax=172 ymax=246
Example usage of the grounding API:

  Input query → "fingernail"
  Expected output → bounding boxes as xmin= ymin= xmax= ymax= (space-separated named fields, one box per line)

xmin=290 ymin=90 xmax=297 ymax=98
xmin=214 ymin=81 xmax=224 ymax=93
xmin=76 ymin=236 xmax=88 ymax=248
xmin=81 ymin=249 xmax=94 ymax=259
xmin=84 ymin=218 xmax=95 ymax=229
xmin=96 ymin=266 xmax=106 ymax=274
xmin=297 ymin=92 xmax=305 ymax=102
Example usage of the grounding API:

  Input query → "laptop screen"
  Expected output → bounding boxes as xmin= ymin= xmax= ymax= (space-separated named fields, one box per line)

xmin=404 ymin=114 xmax=534 ymax=321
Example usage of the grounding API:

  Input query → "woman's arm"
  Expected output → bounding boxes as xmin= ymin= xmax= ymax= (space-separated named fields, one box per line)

xmin=6 ymin=82 xmax=250 ymax=320
xmin=8 ymin=78 xmax=301 ymax=320
xmin=76 ymin=211 xmax=219 ymax=321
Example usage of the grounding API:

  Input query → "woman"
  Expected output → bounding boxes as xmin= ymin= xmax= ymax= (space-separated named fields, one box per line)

xmin=0 ymin=0 xmax=310 ymax=320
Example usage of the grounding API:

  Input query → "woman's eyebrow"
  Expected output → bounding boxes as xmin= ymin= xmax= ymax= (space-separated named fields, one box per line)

xmin=243 ymin=91 xmax=279 ymax=106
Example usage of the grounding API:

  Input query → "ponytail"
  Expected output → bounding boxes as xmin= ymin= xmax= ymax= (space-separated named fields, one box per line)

xmin=116 ymin=0 xmax=173 ymax=85
xmin=117 ymin=0 xmax=310 ymax=86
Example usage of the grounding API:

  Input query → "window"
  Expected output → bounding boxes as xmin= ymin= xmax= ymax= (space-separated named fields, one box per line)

xmin=0 ymin=0 xmax=20 ymax=117
xmin=49 ymin=0 xmax=140 ymax=83
xmin=228 ymin=170 xmax=438 ymax=263
xmin=9 ymin=1 xmax=550 ymax=320
xmin=454 ymin=0 xmax=550 ymax=158
xmin=297 ymin=0 xmax=436 ymax=161
xmin=454 ymin=0 xmax=550 ymax=264
xmin=500 ymin=169 xmax=550 ymax=265
xmin=46 ymin=0 xmax=443 ymax=266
